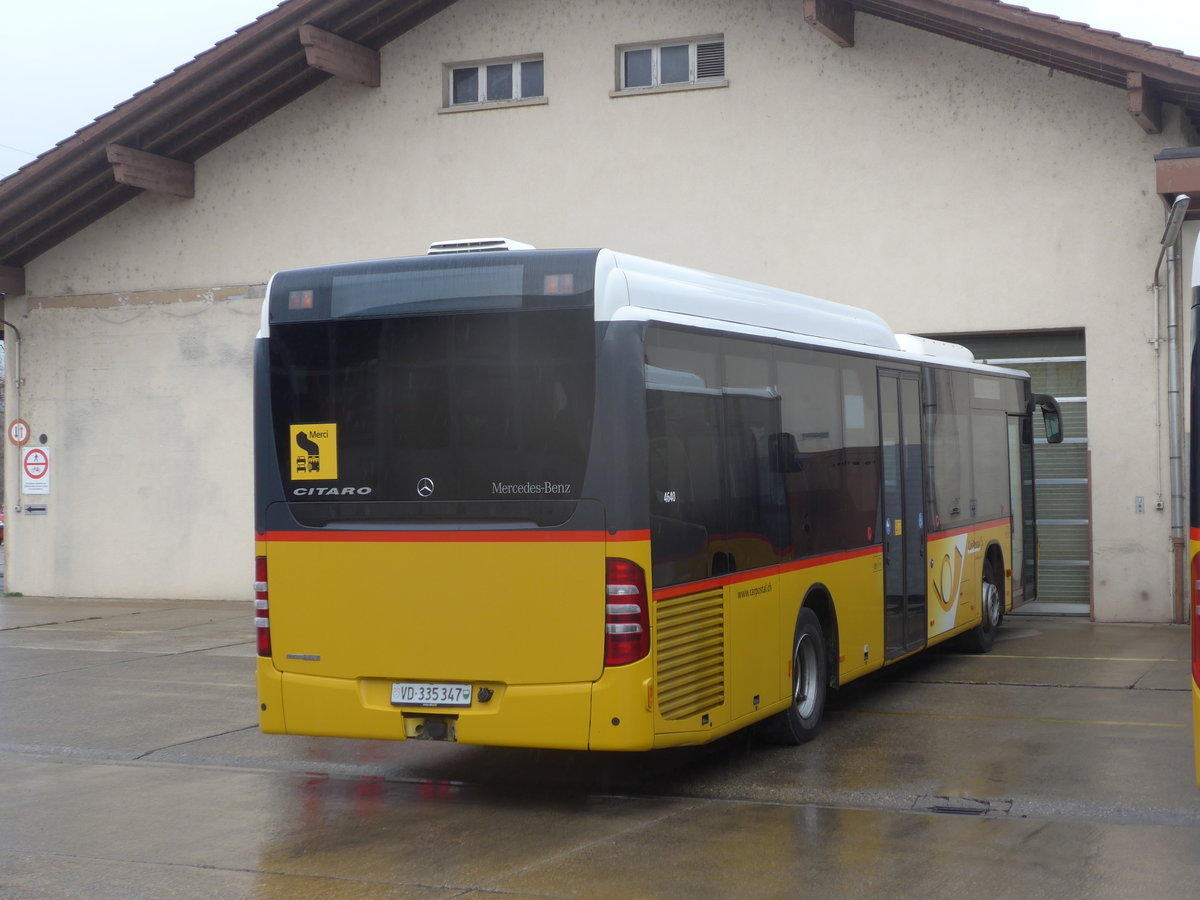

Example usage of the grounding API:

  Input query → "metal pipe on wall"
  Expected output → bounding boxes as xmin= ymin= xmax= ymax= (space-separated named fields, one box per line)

xmin=1163 ymin=195 xmax=1191 ymax=624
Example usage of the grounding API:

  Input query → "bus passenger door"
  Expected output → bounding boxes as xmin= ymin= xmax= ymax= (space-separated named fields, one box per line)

xmin=1009 ymin=414 xmax=1036 ymax=606
xmin=880 ymin=371 xmax=927 ymax=658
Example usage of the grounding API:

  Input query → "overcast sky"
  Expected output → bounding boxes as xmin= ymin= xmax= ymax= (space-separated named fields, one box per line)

xmin=2 ymin=0 xmax=1199 ymax=180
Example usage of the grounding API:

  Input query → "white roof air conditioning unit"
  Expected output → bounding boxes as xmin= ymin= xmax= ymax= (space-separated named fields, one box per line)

xmin=427 ymin=238 xmax=536 ymax=255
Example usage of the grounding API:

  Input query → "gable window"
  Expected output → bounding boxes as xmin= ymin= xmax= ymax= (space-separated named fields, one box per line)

xmin=617 ymin=38 xmax=725 ymax=92
xmin=447 ymin=56 xmax=545 ymax=108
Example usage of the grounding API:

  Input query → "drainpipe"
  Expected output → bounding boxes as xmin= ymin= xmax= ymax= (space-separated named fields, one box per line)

xmin=1159 ymin=194 xmax=1190 ymax=624
xmin=1 ymin=308 xmax=17 ymax=593
xmin=2 ymin=313 xmax=20 ymax=425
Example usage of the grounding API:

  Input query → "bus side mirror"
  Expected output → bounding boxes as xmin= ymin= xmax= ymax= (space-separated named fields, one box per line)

xmin=1030 ymin=393 xmax=1063 ymax=444
xmin=1042 ymin=408 xmax=1063 ymax=444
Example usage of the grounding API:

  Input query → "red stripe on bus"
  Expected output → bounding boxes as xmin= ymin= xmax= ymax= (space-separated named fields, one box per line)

xmin=260 ymin=529 xmax=650 ymax=544
xmin=608 ymin=530 xmax=652 ymax=543
xmin=652 ymin=545 xmax=879 ymax=602
xmin=779 ymin=544 xmax=879 ymax=575
xmin=927 ymin=517 xmax=1010 ymax=541
xmin=653 ymin=574 xmax=744 ymax=601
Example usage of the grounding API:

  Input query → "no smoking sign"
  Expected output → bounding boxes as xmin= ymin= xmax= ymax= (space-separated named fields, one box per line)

xmin=22 ymin=446 xmax=50 ymax=495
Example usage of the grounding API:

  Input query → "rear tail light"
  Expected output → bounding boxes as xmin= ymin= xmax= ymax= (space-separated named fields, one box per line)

xmin=605 ymin=558 xmax=649 ymax=666
xmin=255 ymin=556 xmax=271 ymax=657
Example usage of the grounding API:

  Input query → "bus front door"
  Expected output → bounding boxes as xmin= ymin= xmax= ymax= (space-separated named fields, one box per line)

xmin=880 ymin=371 xmax=927 ymax=658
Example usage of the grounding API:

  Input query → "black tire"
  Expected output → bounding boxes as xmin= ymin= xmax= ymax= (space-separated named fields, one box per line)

xmin=763 ymin=607 xmax=828 ymax=745
xmin=962 ymin=556 xmax=1003 ymax=653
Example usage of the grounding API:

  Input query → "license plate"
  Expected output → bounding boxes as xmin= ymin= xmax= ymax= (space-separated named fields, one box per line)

xmin=391 ymin=681 xmax=472 ymax=708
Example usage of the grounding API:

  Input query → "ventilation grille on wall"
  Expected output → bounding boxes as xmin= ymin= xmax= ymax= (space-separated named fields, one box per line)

xmin=696 ymin=41 xmax=725 ymax=80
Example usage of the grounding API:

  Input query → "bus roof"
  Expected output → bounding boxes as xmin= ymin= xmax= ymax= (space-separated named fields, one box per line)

xmin=599 ymin=250 xmax=902 ymax=352
xmin=593 ymin=249 xmax=1028 ymax=379
xmin=262 ymin=243 xmax=1025 ymax=379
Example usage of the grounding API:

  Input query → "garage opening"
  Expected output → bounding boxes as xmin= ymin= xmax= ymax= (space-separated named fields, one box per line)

xmin=926 ymin=330 xmax=1088 ymax=614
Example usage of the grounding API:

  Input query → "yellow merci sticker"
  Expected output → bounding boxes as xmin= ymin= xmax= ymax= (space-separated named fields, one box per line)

xmin=290 ymin=424 xmax=338 ymax=480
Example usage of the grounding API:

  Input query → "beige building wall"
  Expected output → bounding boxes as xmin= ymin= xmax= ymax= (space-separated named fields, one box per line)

xmin=5 ymin=0 xmax=1194 ymax=618
xmin=3 ymin=288 xmax=262 ymax=600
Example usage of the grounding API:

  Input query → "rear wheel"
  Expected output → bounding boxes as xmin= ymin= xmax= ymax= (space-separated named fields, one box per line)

xmin=962 ymin=556 xmax=1003 ymax=653
xmin=763 ymin=608 xmax=827 ymax=745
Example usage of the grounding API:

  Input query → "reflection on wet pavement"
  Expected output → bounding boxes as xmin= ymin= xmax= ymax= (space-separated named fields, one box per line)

xmin=2 ymin=598 xmax=1200 ymax=897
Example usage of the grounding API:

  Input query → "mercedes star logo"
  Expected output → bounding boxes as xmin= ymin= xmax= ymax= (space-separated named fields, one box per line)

xmin=416 ymin=477 xmax=435 ymax=498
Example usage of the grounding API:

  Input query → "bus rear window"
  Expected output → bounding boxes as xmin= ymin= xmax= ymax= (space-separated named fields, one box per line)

xmin=268 ymin=249 xmax=598 ymax=323
xmin=331 ymin=265 xmax=527 ymax=317
xmin=269 ymin=307 xmax=596 ymax=514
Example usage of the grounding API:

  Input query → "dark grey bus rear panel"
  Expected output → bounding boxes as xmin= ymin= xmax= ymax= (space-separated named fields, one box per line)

xmin=256 ymin=248 xmax=653 ymax=536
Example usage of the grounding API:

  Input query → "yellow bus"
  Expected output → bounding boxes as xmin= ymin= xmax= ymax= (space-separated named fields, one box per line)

xmin=254 ymin=240 xmax=1062 ymax=750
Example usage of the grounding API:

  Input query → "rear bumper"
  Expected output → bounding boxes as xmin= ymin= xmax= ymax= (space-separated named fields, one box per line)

xmin=257 ymin=657 xmax=656 ymax=751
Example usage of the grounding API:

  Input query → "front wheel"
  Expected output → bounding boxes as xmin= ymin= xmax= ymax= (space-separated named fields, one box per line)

xmin=962 ymin=557 xmax=1003 ymax=653
xmin=762 ymin=608 xmax=828 ymax=745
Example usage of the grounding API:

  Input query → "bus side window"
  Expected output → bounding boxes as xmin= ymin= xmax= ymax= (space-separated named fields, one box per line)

xmin=925 ymin=368 xmax=972 ymax=526
xmin=723 ymin=388 xmax=789 ymax=569
xmin=646 ymin=387 xmax=723 ymax=587
xmin=775 ymin=349 xmax=881 ymax=556
xmin=839 ymin=358 xmax=881 ymax=547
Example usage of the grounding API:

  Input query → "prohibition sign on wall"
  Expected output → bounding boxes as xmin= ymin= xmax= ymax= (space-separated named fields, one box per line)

xmin=8 ymin=419 xmax=30 ymax=446
xmin=22 ymin=446 xmax=50 ymax=495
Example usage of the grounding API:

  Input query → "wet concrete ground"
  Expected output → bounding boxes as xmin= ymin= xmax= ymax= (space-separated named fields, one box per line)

xmin=1 ymin=596 xmax=1198 ymax=898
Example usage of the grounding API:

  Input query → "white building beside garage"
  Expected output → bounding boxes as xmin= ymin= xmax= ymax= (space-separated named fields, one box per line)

xmin=1 ymin=0 xmax=1199 ymax=621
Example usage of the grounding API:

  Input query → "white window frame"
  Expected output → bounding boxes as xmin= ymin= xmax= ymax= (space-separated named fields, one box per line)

xmin=614 ymin=36 xmax=726 ymax=96
xmin=443 ymin=55 xmax=546 ymax=111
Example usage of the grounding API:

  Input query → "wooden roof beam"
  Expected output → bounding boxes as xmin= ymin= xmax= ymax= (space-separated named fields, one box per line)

xmin=1127 ymin=72 xmax=1164 ymax=134
xmin=299 ymin=24 xmax=381 ymax=87
xmin=105 ymin=145 xmax=195 ymax=199
xmin=805 ymin=0 xmax=855 ymax=49
xmin=0 ymin=266 xmax=25 ymax=297
xmin=1155 ymin=148 xmax=1200 ymax=219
